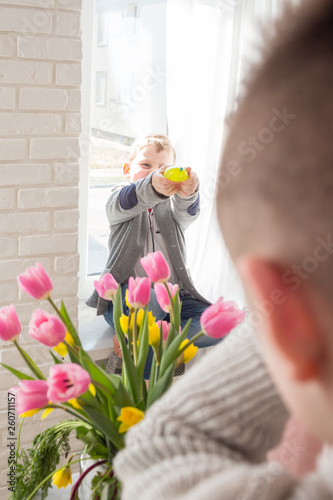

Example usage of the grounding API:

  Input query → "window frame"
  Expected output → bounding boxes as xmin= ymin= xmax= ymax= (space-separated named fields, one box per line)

xmin=95 ymin=70 xmax=108 ymax=106
xmin=97 ymin=10 xmax=108 ymax=47
xmin=78 ymin=0 xmax=95 ymax=299
xmin=79 ymin=0 xmax=168 ymax=300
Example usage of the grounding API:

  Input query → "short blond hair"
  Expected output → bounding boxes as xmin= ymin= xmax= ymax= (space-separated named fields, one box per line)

xmin=128 ymin=134 xmax=176 ymax=164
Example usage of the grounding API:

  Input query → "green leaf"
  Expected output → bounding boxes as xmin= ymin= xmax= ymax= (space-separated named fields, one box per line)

xmin=147 ymin=364 xmax=174 ymax=408
xmin=164 ymin=322 xmax=176 ymax=351
xmin=113 ymin=287 xmax=141 ymax=405
xmin=148 ymin=354 xmax=157 ymax=393
xmin=77 ymin=388 xmax=102 ymax=410
xmin=159 ymin=326 xmax=189 ymax=378
xmin=141 ymin=377 xmax=147 ymax=406
xmin=164 ymin=289 xmax=180 ymax=350
xmin=0 ymin=363 xmax=34 ymax=381
xmin=76 ymin=427 xmax=108 ymax=459
xmin=83 ymin=357 xmax=116 ymax=395
xmin=13 ymin=340 xmax=46 ymax=380
xmin=91 ymin=472 xmax=120 ymax=500
xmin=137 ymin=309 xmax=149 ymax=381
xmin=173 ymin=289 xmax=181 ymax=334
xmin=179 ymin=318 xmax=192 ymax=340
xmin=48 ymin=351 xmax=63 ymax=365
xmin=60 ymin=300 xmax=81 ymax=347
xmin=112 ymin=381 xmax=134 ymax=409
xmin=82 ymin=406 xmax=124 ymax=451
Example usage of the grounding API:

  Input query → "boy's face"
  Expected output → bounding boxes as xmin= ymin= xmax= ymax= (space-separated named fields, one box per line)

xmin=123 ymin=145 xmax=174 ymax=182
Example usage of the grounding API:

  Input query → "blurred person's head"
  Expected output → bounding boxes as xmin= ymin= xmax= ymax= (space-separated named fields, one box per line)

xmin=216 ymin=0 xmax=333 ymax=443
xmin=124 ymin=134 xmax=176 ymax=182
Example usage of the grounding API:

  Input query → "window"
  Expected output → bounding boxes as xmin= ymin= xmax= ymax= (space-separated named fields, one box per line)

xmin=95 ymin=71 xmax=107 ymax=106
xmin=97 ymin=11 xmax=108 ymax=46
xmin=79 ymin=0 xmax=167 ymax=295
xmin=80 ymin=0 xmax=286 ymax=304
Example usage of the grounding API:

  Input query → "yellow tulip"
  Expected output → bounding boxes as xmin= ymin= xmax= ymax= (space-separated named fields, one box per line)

xmin=148 ymin=323 xmax=160 ymax=347
xmin=179 ymin=340 xmax=198 ymax=364
xmin=89 ymin=384 xmax=96 ymax=396
xmin=119 ymin=314 xmax=129 ymax=333
xmin=53 ymin=331 xmax=75 ymax=357
xmin=52 ymin=466 xmax=72 ymax=489
xmin=68 ymin=399 xmax=82 ymax=409
xmin=122 ymin=310 xmax=156 ymax=333
xmin=20 ymin=404 xmax=54 ymax=419
xmin=125 ymin=289 xmax=131 ymax=309
xmin=136 ymin=309 xmax=144 ymax=327
xmin=19 ymin=408 xmax=40 ymax=418
xmin=117 ymin=406 xmax=144 ymax=433
xmin=135 ymin=309 xmax=155 ymax=326
xmin=41 ymin=408 xmax=54 ymax=420
xmin=147 ymin=311 xmax=156 ymax=326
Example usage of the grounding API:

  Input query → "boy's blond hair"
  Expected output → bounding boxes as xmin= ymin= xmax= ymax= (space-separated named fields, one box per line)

xmin=128 ymin=134 xmax=176 ymax=164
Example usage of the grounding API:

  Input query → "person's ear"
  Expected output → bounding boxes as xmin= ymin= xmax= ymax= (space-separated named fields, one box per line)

xmin=123 ymin=163 xmax=130 ymax=178
xmin=238 ymin=256 xmax=325 ymax=382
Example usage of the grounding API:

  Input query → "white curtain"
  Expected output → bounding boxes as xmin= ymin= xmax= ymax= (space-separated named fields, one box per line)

xmin=166 ymin=0 xmax=288 ymax=305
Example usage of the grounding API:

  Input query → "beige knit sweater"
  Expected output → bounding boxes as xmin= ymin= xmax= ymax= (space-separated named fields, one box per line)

xmin=114 ymin=331 xmax=333 ymax=499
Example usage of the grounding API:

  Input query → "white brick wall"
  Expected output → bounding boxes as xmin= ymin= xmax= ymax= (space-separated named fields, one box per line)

xmin=0 ymin=0 xmax=82 ymax=492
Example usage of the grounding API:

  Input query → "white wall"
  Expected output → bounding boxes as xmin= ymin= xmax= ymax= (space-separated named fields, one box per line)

xmin=0 ymin=0 xmax=82 ymax=494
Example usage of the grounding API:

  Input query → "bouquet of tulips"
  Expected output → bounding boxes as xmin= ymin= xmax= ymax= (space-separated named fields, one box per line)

xmin=0 ymin=251 xmax=245 ymax=500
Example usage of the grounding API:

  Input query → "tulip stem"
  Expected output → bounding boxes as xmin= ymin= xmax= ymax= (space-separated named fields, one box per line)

xmin=16 ymin=417 xmax=24 ymax=460
xmin=13 ymin=339 xmax=46 ymax=380
xmin=164 ymin=283 xmax=175 ymax=323
xmin=127 ymin=310 xmax=133 ymax=357
xmin=48 ymin=296 xmax=63 ymax=319
xmin=48 ymin=404 xmax=95 ymax=427
xmin=132 ymin=309 xmax=138 ymax=366
xmin=48 ymin=297 xmax=82 ymax=348
xmin=154 ymin=363 xmax=160 ymax=385
xmin=152 ymin=346 xmax=160 ymax=367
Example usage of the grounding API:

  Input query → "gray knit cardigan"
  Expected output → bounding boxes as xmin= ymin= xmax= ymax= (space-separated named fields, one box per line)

xmin=114 ymin=330 xmax=333 ymax=499
xmin=86 ymin=173 xmax=209 ymax=315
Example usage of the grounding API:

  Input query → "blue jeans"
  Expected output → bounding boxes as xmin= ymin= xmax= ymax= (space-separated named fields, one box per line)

xmin=104 ymin=284 xmax=221 ymax=378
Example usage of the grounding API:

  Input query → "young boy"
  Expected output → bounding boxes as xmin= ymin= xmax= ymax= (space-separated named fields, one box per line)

xmin=87 ymin=134 xmax=220 ymax=374
xmin=113 ymin=1 xmax=333 ymax=498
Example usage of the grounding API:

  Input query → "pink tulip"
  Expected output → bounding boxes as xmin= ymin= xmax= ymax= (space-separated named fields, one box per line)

xmin=154 ymin=282 xmax=179 ymax=313
xmin=200 ymin=298 xmax=245 ymax=339
xmin=156 ymin=320 xmax=171 ymax=342
xmin=0 ymin=305 xmax=21 ymax=341
xmin=12 ymin=380 xmax=49 ymax=415
xmin=29 ymin=310 xmax=66 ymax=347
xmin=94 ymin=273 xmax=118 ymax=301
xmin=17 ymin=262 xmax=53 ymax=300
xmin=140 ymin=251 xmax=170 ymax=283
xmin=47 ymin=363 xmax=91 ymax=403
xmin=127 ymin=277 xmax=151 ymax=309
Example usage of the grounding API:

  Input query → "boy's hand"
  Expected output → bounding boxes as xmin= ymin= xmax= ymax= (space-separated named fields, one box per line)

xmin=113 ymin=335 xmax=122 ymax=358
xmin=152 ymin=165 xmax=179 ymax=197
xmin=176 ymin=168 xmax=199 ymax=197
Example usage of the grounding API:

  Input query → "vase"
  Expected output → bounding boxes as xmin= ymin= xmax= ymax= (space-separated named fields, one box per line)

xmin=76 ymin=453 xmax=121 ymax=500
xmin=78 ymin=453 xmax=109 ymax=499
